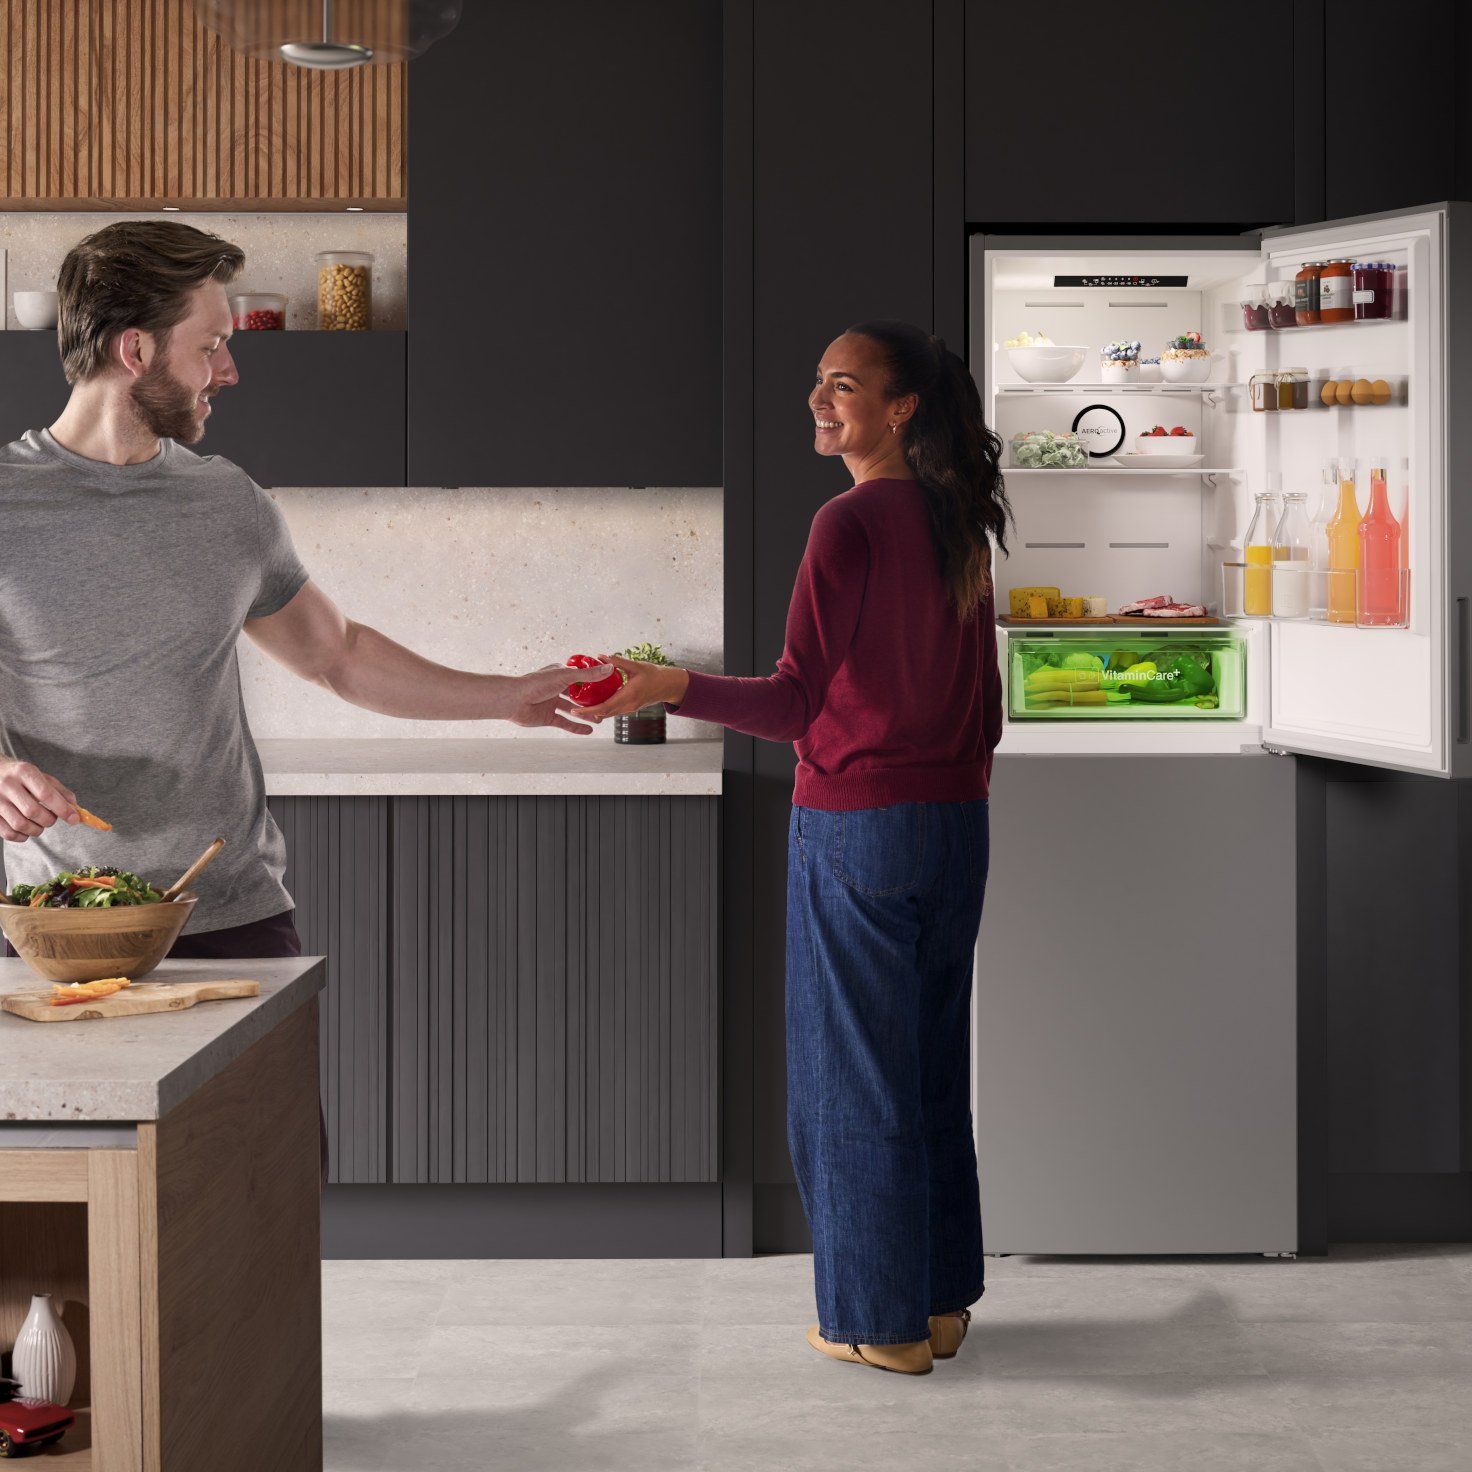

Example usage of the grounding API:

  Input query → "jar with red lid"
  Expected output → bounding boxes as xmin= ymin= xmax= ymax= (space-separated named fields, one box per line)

xmin=1294 ymin=262 xmax=1322 ymax=325
xmin=1318 ymin=259 xmax=1354 ymax=323
xmin=1266 ymin=281 xmax=1297 ymax=330
xmin=1240 ymin=284 xmax=1270 ymax=332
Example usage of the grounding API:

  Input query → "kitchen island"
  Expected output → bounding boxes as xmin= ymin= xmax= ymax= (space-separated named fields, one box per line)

xmin=0 ymin=956 xmax=325 ymax=1470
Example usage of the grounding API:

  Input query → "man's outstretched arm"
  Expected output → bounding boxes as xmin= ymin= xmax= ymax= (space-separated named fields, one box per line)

xmin=244 ymin=579 xmax=607 ymax=735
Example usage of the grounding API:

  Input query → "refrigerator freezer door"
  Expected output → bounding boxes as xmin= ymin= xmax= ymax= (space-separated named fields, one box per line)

xmin=1259 ymin=206 xmax=1467 ymax=776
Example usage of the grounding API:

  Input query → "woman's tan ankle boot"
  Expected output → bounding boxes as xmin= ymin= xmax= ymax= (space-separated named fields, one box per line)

xmin=927 ymin=1308 xmax=972 ymax=1359
xmin=805 ymin=1325 xmax=933 ymax=1374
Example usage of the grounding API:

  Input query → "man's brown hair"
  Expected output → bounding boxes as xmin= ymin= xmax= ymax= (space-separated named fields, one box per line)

xmin=57 ymin=220 xmax=244 ymax=384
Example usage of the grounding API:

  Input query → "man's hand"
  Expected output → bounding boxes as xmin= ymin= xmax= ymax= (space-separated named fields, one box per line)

xmin=0 ymin=759 xmax=81 ymax=843
xmin=577 ymin=655 xmax=690 ymax=722
xmin=508 ymin=663 xmax=613 ymax=734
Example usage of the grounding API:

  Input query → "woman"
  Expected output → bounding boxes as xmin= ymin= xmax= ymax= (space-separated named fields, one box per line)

xmin=583 ymin=320 xmax=1010 ymax=1376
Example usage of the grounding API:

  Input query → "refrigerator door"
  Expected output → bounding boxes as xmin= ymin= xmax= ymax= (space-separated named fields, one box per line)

xmin=1259 ymin=205 xmax=1468 ymax=777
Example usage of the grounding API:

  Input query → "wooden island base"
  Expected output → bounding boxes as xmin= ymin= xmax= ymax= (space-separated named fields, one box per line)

xmin=0 ymin=998 xmax=322 ymax=1471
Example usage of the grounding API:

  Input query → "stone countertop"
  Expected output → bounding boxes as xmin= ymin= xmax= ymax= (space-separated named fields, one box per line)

xmin=0 ymin=956 xmax=325 ymax=1123
xmin=257 ymin=736 xmax=725 ymax=796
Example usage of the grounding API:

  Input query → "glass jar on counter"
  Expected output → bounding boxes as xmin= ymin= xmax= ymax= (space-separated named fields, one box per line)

xmin=1240 ymin=284 xmax=1270 ymax=332
xmin=1318 ymin=259 xmax=1354 ymax=322
xmin=1249 ymin=371 xmax=1279 ymax=412
xmin=1266 ymin=281 xmax=1297 ymax=330
xmin=230 ymin=292 xmax=286 ymax=330
xmin=1353 ymin=261 xmax=1393 ymax=320
xmin=317 ymin=251 xmax=373 ymax=330
xmin=1294 ymin=261 xmax=1322 ymax=325
xmin=1278 ymin=368 xmax=1309 ymax=410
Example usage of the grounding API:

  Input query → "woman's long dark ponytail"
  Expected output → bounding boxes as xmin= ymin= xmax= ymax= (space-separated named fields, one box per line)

xmin=847 ymin=319 xmax=1012 ymax=618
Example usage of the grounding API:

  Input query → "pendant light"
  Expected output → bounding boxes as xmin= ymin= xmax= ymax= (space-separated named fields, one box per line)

xmin=195 ymin=0 xmax=463 ymax=69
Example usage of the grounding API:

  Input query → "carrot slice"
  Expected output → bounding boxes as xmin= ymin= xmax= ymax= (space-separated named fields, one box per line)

xmin=75 ymin=807 xmax=112 ymax=832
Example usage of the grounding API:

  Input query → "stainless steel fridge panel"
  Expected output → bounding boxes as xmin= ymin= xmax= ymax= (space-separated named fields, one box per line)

xmin=973 ymin=754 xmax=1298 ymax=1254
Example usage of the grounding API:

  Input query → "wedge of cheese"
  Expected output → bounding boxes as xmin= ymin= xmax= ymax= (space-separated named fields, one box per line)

xmin=1027 ymin=595 xmax=1049 ymax=619
xmin=1009 ymin=585 xmax=1060 ymax=617
xmin=1084 ymin=595 xmax=1107 ymax=617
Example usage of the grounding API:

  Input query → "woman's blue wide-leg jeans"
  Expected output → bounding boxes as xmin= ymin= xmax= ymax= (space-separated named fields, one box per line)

xmin=786 ymin=799 xmax=989 ymax=1345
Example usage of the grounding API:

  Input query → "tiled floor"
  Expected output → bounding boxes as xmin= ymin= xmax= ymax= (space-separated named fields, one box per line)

xmin=323 ymin=1244 xmax=1472 ymax=1471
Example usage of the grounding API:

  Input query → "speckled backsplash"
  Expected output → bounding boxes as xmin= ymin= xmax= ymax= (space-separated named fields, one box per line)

xmin=238 ymin=487 xmax=724 ymax=741
xmin=0 ymin=211 xmax=406 ymax=331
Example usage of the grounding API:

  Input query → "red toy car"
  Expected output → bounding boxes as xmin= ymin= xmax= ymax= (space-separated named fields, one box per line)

xmin=0 ymin=1398 xmax=74 ymax=1457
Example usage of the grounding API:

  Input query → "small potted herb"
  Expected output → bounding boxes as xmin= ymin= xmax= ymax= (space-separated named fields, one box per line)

xmin=617 ymin=642 xmax=672 ymax=745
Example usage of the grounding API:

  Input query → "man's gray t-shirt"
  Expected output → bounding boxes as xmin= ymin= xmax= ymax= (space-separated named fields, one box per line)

xmin=0 ymin=428 xmax=309 ymax=931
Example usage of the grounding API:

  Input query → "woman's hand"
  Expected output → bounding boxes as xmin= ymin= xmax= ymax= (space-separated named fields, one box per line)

xmin=578 ymin=655 xmax=690 ymax=722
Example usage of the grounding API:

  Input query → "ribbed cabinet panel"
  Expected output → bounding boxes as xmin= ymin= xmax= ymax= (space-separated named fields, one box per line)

xmin=269 ymin=796 xmax=389 ymax=1183
xmin=391 ymin=796 xmax=718 ymax=1184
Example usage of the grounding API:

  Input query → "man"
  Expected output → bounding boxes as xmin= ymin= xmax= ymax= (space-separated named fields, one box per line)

xmin=0 ymin=219 xmax=606 ymax=964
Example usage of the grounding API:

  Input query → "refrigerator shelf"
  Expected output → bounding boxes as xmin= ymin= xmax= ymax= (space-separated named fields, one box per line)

xmin=1007 ymin=467 xmax=1244 ymax=479
xmin=997 ymin=382 xmax=1238 ymax=395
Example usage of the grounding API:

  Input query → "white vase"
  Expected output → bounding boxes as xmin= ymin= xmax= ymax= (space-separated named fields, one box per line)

xmin=12 ymin=1294 xmax=76 ymax=1406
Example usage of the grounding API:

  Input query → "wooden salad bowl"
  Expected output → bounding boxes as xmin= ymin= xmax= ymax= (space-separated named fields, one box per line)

xmin=0 ymin=893 xmax=198 ymax=984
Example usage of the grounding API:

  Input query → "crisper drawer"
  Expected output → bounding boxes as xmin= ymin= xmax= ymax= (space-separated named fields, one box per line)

xmin=1007 ymin=628 xmax=1247 ymax=720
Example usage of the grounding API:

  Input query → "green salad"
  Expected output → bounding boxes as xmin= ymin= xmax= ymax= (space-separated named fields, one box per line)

xmin=9 ymin=867 xmax=163 ymax=909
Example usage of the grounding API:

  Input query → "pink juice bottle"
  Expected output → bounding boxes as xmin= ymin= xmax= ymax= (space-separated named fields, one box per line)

xmin=1356 ymin=462 xmax=1405 ymax=627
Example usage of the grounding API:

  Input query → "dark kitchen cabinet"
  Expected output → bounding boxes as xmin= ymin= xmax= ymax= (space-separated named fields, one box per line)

xmin=389 ymin=796 xmax=719 ymax=1185
xmin=1325 ymin=0 xmax=1455 ymax=218
xmin=723 ymin=0 xmax=938 ymax=1249
xmin=276 ymin=793 xmax=717 ymax=1192
xmin=406 ymin=0 xmax=721 ymax=488
xmin=964 ymin=0 xmax=1298 ymax=226
xmin=270 ymin=797 xmax=391 ymax=1184
xmin=0 ymin=331 xmax=406 ymax=488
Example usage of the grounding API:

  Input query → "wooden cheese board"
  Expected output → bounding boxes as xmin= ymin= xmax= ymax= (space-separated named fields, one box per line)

xmin=1 ymin=978 xmax=260 ymax=1023
xmin=1000 ymin=615 xmax=1227 ymax=628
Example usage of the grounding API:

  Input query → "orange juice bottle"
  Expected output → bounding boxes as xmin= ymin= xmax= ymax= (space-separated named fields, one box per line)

xmin=1356 ymin=462 xmax=1404 ymax=626
xmin=1325 ymin=457 xmax=1361 ymax=624
xmin=1243 ymin=492 xmax=1278 ymax=616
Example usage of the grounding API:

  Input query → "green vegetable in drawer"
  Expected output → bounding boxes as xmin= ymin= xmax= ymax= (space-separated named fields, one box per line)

xmin=1059 ymin=651 xmax=1104 ymax=673
xmin=1123 ymin=652 xmax=1215 ymax=704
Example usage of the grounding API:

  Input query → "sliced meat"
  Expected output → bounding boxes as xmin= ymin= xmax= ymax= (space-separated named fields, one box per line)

xmin=1117 ymin=593 xmax=1174 ymax=614
xmin=1139 ymin=602 xmax=1208 ymax=617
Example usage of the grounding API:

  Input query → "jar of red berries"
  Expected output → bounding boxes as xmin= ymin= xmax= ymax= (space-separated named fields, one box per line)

xmin=230 ymin=293 xmax=287 ymax=331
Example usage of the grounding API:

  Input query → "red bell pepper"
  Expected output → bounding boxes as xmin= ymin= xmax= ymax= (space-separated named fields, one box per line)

xmin=564 ymin=654 xmax=622 ymax=707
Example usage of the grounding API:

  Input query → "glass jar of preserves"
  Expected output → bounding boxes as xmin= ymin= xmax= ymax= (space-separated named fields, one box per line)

xmin=1279 ymin=368 xmax=1309 ymax=410
xmin=317 ymin=251 xmax=373 ymax=330
xmin=1250 ymin=371 xmax=1279 ymax=412
xmin=1318 ymin=259 xmax=1353 ymax=323
xmin=1294 ymin=261 xmax=1322 ymax=325
xmin=1267 ymin=281 xmax=1297 ymax=330
xmin=1240 ymin=284 xmax=1270 ymax=332
xmin=1353 ymin=261 xmax=1393 ymax=320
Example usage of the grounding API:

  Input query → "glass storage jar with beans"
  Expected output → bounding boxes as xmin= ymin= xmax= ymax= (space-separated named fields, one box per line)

xmin=317 ymin=251 xmax=373 ymax=330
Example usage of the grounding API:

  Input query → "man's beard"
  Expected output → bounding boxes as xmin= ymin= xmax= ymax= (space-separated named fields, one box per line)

xmin=130 ymin=354 xmax=210 ymax=443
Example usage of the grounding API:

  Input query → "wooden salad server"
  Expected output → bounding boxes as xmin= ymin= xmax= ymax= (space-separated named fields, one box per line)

xmin=162 ymin=838 xmax=225 ymax=900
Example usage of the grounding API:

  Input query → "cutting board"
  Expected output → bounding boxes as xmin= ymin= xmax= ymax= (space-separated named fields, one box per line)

xmin=1 ymin=979 xmax=260 ymax=1023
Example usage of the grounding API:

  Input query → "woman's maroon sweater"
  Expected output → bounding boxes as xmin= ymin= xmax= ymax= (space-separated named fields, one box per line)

xmin=673 ymin=477 xmax=1002 ymax=810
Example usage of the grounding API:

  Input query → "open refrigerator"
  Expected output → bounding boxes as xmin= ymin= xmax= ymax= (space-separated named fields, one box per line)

xmin=970 ymin=204 xmax=1472 ymax=778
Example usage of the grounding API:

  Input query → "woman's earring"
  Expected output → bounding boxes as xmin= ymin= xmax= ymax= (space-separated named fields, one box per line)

xmin=889 ymin=423 xmax=899 ymax=435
